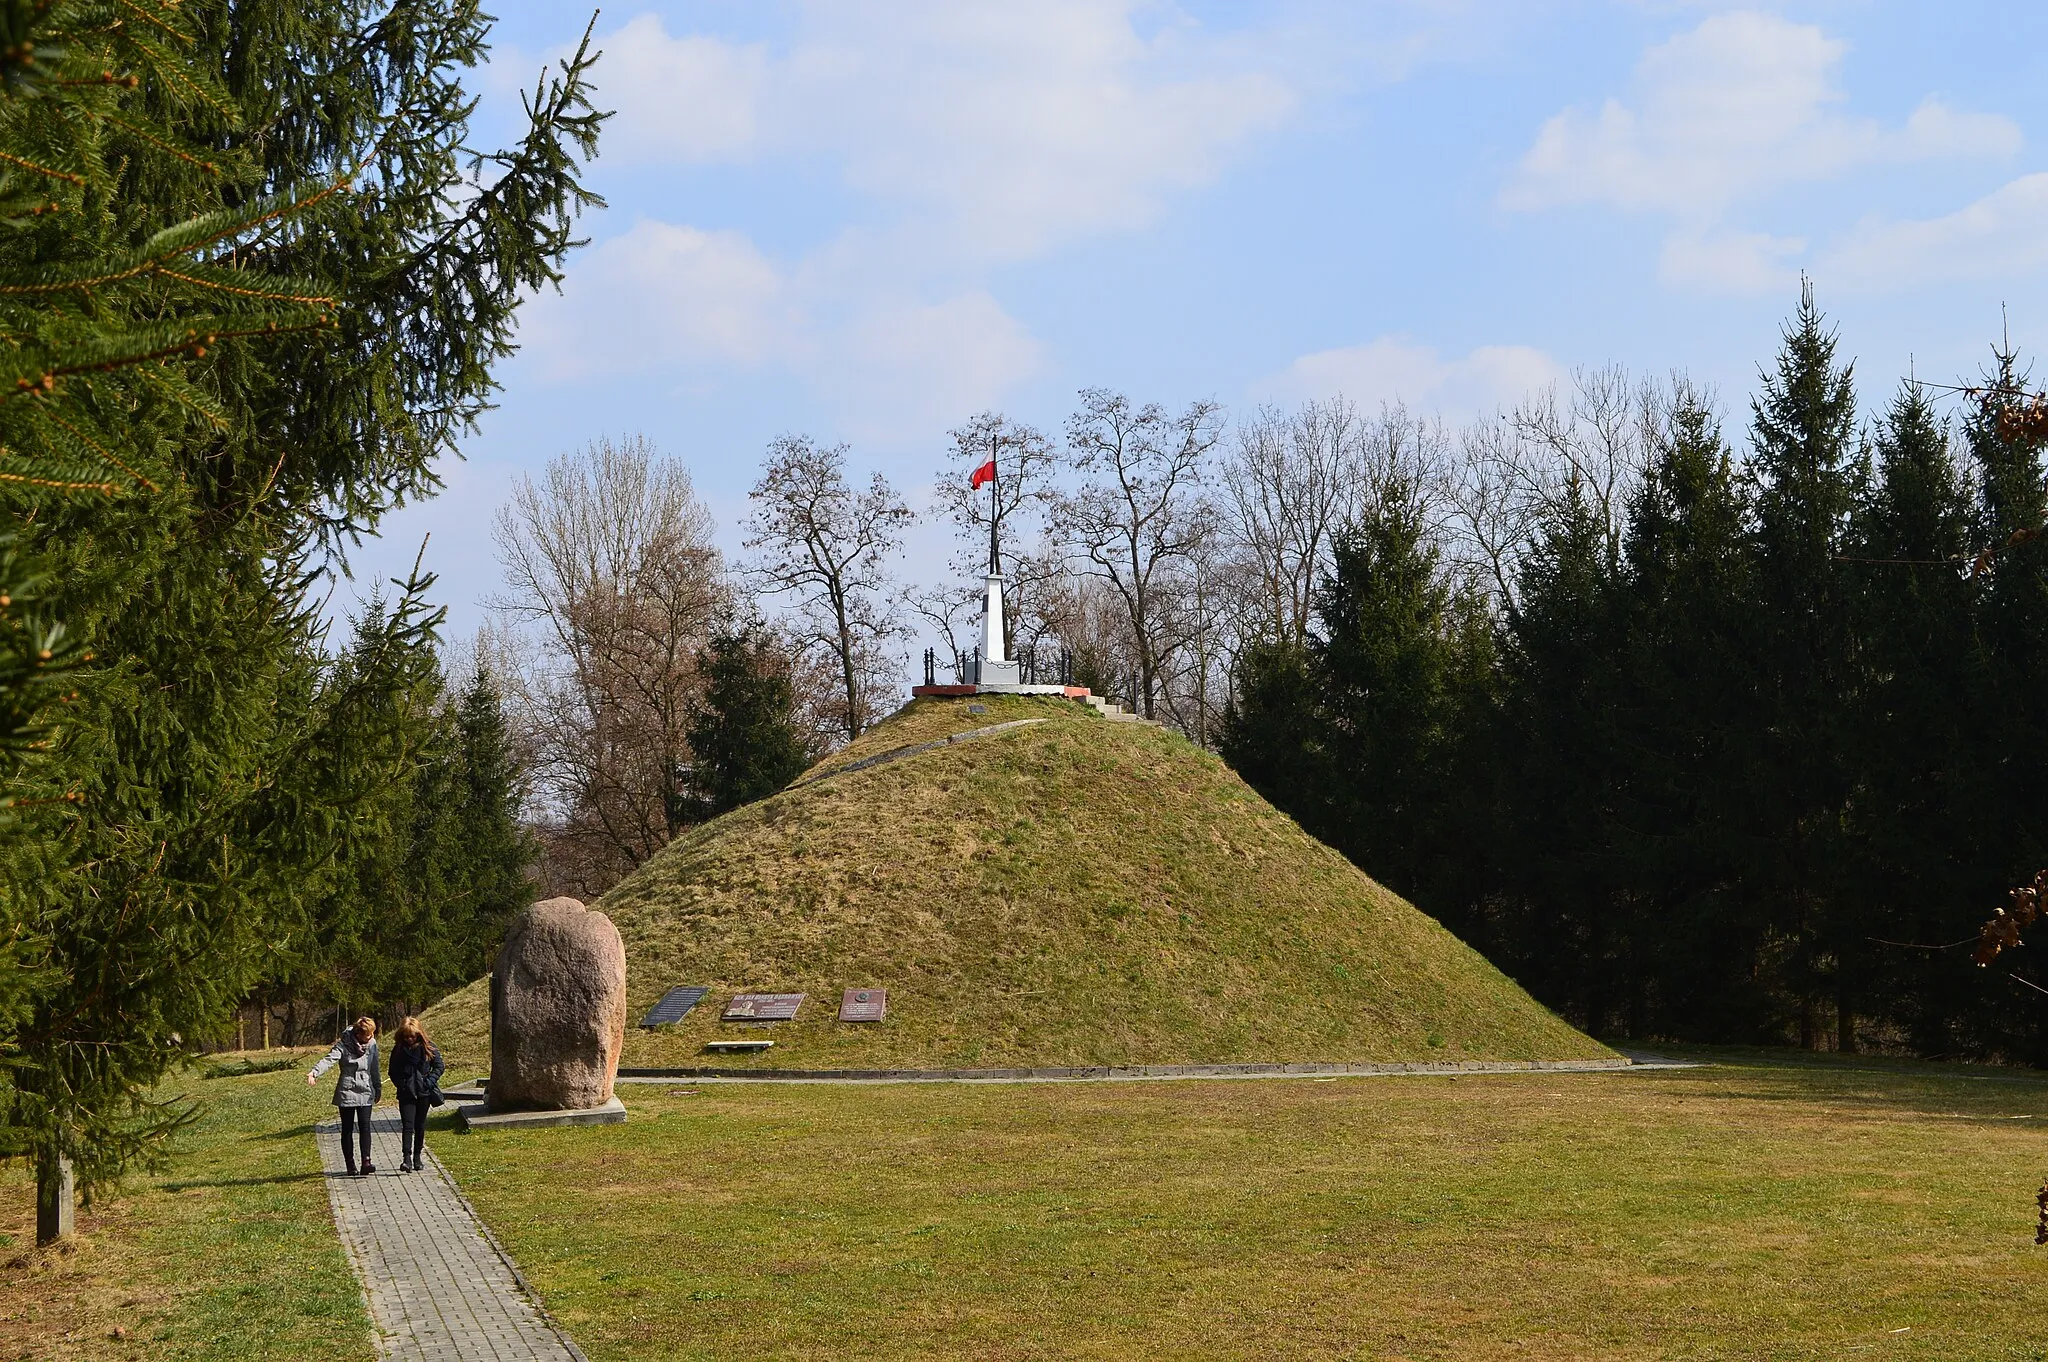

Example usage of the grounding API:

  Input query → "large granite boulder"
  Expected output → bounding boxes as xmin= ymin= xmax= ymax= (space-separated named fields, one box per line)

xmin=489 ymin=897 xmax=626 ymax=1111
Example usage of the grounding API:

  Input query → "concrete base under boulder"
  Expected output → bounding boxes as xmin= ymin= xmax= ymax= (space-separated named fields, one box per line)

xmin=458 ymin=1096 xmax=627 ymax=1130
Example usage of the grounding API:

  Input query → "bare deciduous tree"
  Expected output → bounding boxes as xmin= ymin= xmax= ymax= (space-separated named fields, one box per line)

xmin=1054 ymin=389 xmax=1224 ymax=720
xmin=1152 ymin=527 xmax=1244 ymax=746
xmin=490 ymin=434 xmax=727 ymax=897
xmin=934 ymin=411 xmax=1057 ymax=574
xmin=1223 ymin=398 xmax=1370 ymax=650
xmin=747 ymin=435 xmax=913 ymax=741
xmin=902 ymin=581 xmax=984 ymax=668
xmin=1445 ymin=368 xmax=1684 ymax=612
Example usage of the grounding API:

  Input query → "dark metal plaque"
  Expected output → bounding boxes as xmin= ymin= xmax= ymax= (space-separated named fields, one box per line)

xmin=838 ymin=988 xmax=888 ymax=1022
xmin=641 ymin=985 xmax=709 ymax=1028
xmin=723 ymin=992 xmax=805 ymax=1021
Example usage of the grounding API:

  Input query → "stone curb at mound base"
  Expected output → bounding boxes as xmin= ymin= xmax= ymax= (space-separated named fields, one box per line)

xmin=605 ymin=1056 xmax=1695 ymax=1084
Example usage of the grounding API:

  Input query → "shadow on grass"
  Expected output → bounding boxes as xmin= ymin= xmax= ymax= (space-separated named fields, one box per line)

xmin=1662 ymin=1041 xmax=2048 ymax=1079
xmin=1644 ymin=1045 xmax=2048 ymax=1118
xmin=251 ymin=1122 xmax=322 ymax=1142
xmin=160 ymin=1170 xmax=326 ymax=1191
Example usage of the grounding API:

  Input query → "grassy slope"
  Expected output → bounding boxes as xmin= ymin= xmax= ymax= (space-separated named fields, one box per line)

xmin=426 ymin=695 xmax=1605 ymax=1070
xmin=437 ymin=1054 xmax=2048 ymax=1362
xmin=0 ymin=1052 xmax=372 ymax=1362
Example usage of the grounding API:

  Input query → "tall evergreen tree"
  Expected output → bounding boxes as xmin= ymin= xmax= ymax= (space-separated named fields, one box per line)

xmin=1963 ymin=349 xmax=2048 ymax=1056
xmin=1310 ymin=476 xmax=1471 ymax=903
xmin=1745 ymin=280 xmax=1861 ymax=1048
xmin=284 ymin=647 xmax=533 ymax=1014
xmin=1216 ymin=639 xmax=1330 ymax=838
xmin=0 ymin=0 xmax=604 ymax=1234
xmin=686 ymin=626 xmax=812 ymax=819
xmin=1497 ymin=478 xmax=1632 ymax=1032
xmin=1614 ymin=396 xmax=1761 ymax=1039
xmin=290 ymin=595 xmax=456 ymax=1013
xmin=1845 ymin=381 xmax=1984 ymax=1053
xmin=447 ymin=662 xmax=536 ymax=973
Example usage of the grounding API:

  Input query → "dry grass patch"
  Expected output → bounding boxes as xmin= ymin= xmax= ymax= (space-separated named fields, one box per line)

xmin=437 ymin=1053 xmax=2048 ymax=1361
xmin=0 ymin=1053 xmax=371 ymax=1362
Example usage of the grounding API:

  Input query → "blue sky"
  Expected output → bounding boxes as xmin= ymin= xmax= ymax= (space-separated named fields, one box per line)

xmin=348 ymin=1 xmax=2048 ymax=643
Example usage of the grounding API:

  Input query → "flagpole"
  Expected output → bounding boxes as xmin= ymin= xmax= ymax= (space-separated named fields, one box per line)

xmin=987 ymin=431 xmax=1000 ymax=577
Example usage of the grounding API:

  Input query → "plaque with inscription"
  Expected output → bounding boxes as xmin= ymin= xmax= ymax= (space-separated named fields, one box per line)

xmin=838 ymin=988 xmax=888 ymax=1022
xmin=640 ymin=985 xmax=709 ymax=1028
xmin=722 ymin=992 xmax=805 ymax=1021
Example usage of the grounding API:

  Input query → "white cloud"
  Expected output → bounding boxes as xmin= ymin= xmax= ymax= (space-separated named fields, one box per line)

xmin=826 ymin=293 xmax=1043 ymax=439
xmin=521 ymin=218 xmax=1040 ymax=441
xmin=511 ymin=3 xmax=1322 ymax=431
xmin=595 ymin=14 xmax=769 ymax=164
xmin=522 ymin=219 xmax=798 ymax=379
xmin=1902 ymin=99 xmax=2023 ymax=161
xmin=1820 ymin=172 xmax=2048 ymax=292
xmin=1505 ymin=10 xmax=2019 ymax=220
xmin=1659 ymin=229 xmax=1805 ymax=293
xmin=1267 ymin=337 xmax=1565 ymax=420
xmin=593 ymin=3 xmax=1297 ymax=260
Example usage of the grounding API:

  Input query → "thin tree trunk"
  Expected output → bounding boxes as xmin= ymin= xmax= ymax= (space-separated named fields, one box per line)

xmin=35 ymin=1151 xmax=73 ymax=1245
xmin=838 ymin=624 xmax=859 ymax=740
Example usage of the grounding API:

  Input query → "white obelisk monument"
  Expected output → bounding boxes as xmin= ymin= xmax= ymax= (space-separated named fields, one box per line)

xmin=977 ymin=451 xmax=1020 ymax=685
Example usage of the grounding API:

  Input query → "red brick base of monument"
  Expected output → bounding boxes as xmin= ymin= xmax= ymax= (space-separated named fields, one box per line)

xmin=910 ymin=684 xmax=1094 ymax=699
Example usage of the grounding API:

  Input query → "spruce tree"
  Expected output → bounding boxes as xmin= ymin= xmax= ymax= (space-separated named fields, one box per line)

xmin=1745 ymin=280 xmax=1861 ymax=1048
xmin=1845 ymin=381 xmax=1983 ymax=1052
xmin=448 ymin=662 xmax=535 ymax=972
xmin=1611 ymin=395 xmax=1763 ymax=1038
xmin=0 ymin=0 xmax=604 ymax=1234
xmin=686 ymin=627 xmax=812 ymax=819
xmin=1497 ymin=478 xmax=1631 ymax=1033
xmin=285 ymin=648 xmax=532 ymax=1014
xmin=1216 ymin=639 xmax=1331 ymax=841
xmin=1963 ymin=350 xmax=2048 ymax=1057
xmin=292 ymin=596 xmax=459 ymax=1014
xmin=1310 ymin=476 xmax=1469 ymax=902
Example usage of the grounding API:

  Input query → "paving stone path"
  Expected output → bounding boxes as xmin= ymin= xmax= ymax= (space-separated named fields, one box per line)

xmin=316 ymin=1111 xmax=584 ymax=1362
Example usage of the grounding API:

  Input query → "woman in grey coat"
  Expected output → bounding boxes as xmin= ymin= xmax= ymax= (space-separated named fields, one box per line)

xmin=308 ymin=1016 xmax=382 ymax=1175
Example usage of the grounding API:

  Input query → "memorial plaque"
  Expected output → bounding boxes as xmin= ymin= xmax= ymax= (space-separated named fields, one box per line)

xmin=722 ymin=992 xmax=805 ymax=1021
xmin=838 ymin=988 xmax=888 ymax=1022
xmin=640 ymin=985 xmax=709 ymax=1028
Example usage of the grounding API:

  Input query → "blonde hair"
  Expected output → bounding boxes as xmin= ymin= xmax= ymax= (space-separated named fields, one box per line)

xmin=398 ymin=1015 xmax=434 ymax=1054
xmin=353 ymin=1016 xmax=378 ymax=1040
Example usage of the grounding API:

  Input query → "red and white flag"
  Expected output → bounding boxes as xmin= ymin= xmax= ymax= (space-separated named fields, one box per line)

xmin=970 ymin=458 xmax=996 ymax=490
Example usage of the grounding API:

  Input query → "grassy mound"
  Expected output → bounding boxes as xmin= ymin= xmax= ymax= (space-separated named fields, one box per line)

xmin=424 ymin=695 xmax=1607 ymax=1070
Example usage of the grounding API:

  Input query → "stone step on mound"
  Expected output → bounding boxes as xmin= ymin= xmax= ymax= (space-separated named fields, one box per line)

xmin=1082 ymin=693 xmax=1157 ymax=725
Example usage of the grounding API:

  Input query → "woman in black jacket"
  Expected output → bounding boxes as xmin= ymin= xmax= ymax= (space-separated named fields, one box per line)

xmin=388 ymin=1015 xmax=446 ymax=1172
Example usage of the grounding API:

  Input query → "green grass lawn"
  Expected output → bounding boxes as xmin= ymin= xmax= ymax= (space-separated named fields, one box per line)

xmin=435 ymin=1053 xmax=2048 ymax=1361
xmin=6 ymin=1049 xmax=2046 ymax=1360
xmin=0 ymin=1050 xmax=373 ymax=1362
